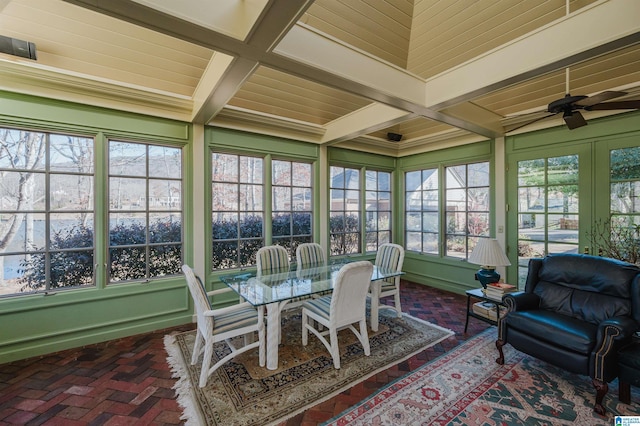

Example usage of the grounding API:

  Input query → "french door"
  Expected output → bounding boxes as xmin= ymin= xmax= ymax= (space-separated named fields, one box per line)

xmin=508 ymin=134 xmax=640 ymax=287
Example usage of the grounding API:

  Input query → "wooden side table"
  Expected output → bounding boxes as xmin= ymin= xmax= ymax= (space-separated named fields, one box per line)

xmin=464 ymin=288 xmax=506 ymax=333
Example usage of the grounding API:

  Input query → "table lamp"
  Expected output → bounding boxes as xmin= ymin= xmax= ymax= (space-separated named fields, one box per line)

xmin=468 ymin=238 xmax=511 ymax=289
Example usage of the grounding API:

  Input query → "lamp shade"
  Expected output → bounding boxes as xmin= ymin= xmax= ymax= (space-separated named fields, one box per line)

xmin=468 ymin=238 xmax=511 ymax=267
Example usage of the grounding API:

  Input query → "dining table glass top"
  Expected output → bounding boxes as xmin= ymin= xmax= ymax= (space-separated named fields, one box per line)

xmin=219 ymin=262 xmax=403 ymax=307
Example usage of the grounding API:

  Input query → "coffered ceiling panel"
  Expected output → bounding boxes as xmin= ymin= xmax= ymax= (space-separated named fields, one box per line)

xmin=228 ymin=66 xmax=372 ymax=126
xmin=302 ymin=0 xmax=413 ymax=68
xmin=0 ymin=0 xmax=212 ymax=97
xmin=0 ymin=0 xmax=638 ymax=155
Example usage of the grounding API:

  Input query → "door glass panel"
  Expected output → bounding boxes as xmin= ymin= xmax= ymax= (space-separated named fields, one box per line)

xmin=604 ymin=147 xmax=640 ymax=263
xmin=517 ymin=155 xmax=579 ymax=286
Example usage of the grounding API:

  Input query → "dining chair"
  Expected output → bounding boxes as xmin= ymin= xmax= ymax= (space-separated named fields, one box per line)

xmin=182 ymin=264 xmax=265 ymax=388
xmin=256 ymin=245 xmax=290 ymax=274
xmin=295 ymin=242 xmax=325 ymax=268
xmin=301 ymin=261 xmax=374 ymax=369
xmin=369 ymin=243 xmax=405 ymax=330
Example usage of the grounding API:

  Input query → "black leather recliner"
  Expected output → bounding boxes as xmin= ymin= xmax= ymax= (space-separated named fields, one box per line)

xmin=496 ymin=253 xmax=640 ymax=415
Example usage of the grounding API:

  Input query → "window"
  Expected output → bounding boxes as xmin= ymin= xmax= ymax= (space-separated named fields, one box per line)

xmin=445 ymin=162 xmax=490 ymax=259
xmin=609 ymin=147 xmax=640 ymax=256
xmin=516 ymin=155 xmax=579 ymax=283
xmin=272 ymin=160 xmax=313 ymax=256
xmin=405 ymin=168 xmax=438 ymax=254
xmin=404 ymin=161 xmax=490 ymax=258
xmin=365 ymin=170 xmax=391 ymax=251
xmin=329 ymin=166 xmax=360 ymax=255
xmin=108 ymin=141 xmax=183 ymax=282
xmin=0 ymin=128 xmax=95 ymax=296
xmin=211 ymin=153 xmax=264 ymax=269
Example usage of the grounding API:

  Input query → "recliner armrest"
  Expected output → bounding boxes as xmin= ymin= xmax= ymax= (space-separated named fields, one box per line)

xmin=503 ymin=291 xmax=539 ymax=312
xmin=596 ymin=316 xmax=639 ymax=343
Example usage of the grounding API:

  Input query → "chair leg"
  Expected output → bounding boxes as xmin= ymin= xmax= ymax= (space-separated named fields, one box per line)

xmin=359 ymin=319 xmax=370 ymax=356
xmin=302 ymin=311 xmax=309 ymax=346
xmin=495 ymin=339 xmax=506 ymax=365
xmin=330 ymin=328 xmax=340 ymax=369
xmin=592 ymin=378 xmax=608 ymax=416
xmin=191 ymin=330 xmax=204 ymax=365
xmin=370 ymin=284 xmax=381 ymax=332
xmin=199 ymin=342 xmax=214 ymax=388
xmin=258 ymin=306 xmax=266 ymax=367
xmin=393 ymin=290 xmax=402 ymax=318
xmin=619 ymin=380 xmax=631 ymax=404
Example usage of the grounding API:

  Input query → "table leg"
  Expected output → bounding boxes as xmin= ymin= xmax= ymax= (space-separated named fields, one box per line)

xmin=265 ymin=302 xmax=281 ymax=370
xmin=464 ymin=294 xmax=471 ymax=333
xmin=370 ymin=281 xmax=381 ymax=332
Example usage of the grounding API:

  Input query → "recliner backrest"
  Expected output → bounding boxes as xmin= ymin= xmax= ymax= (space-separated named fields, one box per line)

xmin=528 ymin=254 xmax=640 ymax=324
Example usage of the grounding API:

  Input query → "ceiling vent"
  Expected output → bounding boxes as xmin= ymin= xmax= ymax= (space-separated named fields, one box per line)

xmin=0 ymin=35 xmax=37 ymax=60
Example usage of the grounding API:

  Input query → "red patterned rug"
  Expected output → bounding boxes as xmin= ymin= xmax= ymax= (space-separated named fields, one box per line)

xmin=324 ymin=328 xmax=640 ymax=426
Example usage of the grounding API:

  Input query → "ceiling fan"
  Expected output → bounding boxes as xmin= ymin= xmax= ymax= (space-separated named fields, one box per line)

xmin=506 ymin=70 xmax=640 ymax=132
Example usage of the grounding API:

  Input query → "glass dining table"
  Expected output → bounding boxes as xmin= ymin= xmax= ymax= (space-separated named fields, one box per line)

xmin=220 ymin=261 xmax=404 ymax=370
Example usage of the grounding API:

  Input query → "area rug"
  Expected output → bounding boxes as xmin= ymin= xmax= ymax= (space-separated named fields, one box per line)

xmin=324 ymin=328 xmax=640 ymax=426
xmin=164 ymin=308 xmax=454 ymax=426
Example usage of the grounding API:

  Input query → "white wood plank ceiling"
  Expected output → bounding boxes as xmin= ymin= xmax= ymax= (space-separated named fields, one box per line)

xmin=0 ymin=0 xmax=638 ymax=156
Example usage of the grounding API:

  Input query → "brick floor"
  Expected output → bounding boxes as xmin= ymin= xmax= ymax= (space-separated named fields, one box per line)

xmin=0 ymin=281 xmax=490 ymax=425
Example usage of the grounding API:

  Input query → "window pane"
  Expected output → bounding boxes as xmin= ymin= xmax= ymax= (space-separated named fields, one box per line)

xmin=273 ymin=186 xmax=291 ymax=211
xmin=109 ymin=140 xmax=183 ymax=283
xmin=611 ymin=147 xmax=640 ymax=181
xmin=239 ymin=156 xmax=263 ymax=184
xmin=548 ymin=185 xmax=578 ymax=213
xmin=468 ymin=162 xmax=489 ymax=186
xmin=1 ymin=128 xmax=95 ymax=296
xmin=445 ymin=162 xmax=490 ymax=260
xmin=50 ymin=135 xmax=94 ymax=173
xmin=292 ymin=163 xmax=311 ymax=187
xmin=110 ymin=177 xmax=146 ymax=210
xmin=446 ymin=165 xmax=465 ymax=188
xmin=211 ymin=153 xmax=263 ymax=270
xmin=150 ymin=213 xmax=181 ymax=243
xmin=51 ymin=175 xmax=93 ymax=211
xmin=240 ymin=184 xmax=263 ymax=211
xmin=148 ymin=145 xmax=181 ymax=178
xmin=517 ymin=155 xmax=579 ymax=283
xmin=405 ymin=168 xmax=439 ymax=254
xmin=212 ymin=183 xmax=238 ymax=211
xmin=109 ymin=141 xmax=146 ymax=177
xmin=109 ymin=213 xmax=146 ymax=245
xmin=149 ymin=244 xmax=182 ymax=277
xmin=330 ymin=166 xmax=361 ymax=256
xmin=212 ymin=153 xmax=238 ymax=182
xmin=149 ymin=179 xmax=181 ymax=211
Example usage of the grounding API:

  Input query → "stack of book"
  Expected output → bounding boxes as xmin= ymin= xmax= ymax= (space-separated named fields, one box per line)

xmin=472 ymin=301 xmax=506 ymax=321
xmin=484 ymin=282 xmax=517 ymax=301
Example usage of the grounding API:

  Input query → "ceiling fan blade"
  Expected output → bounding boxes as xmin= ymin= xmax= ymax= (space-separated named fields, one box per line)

xmin=574 ymin=91 xmax=627 ymax=107
xmin=587 ymin=100 xmax=640 ymax=110
xmin=564 ymin=111 xmax=587 ymax=130
xmin=504 ymin=112 xmax=556 ymax=133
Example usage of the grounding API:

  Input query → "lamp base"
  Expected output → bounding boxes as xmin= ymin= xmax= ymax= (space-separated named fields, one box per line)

xmin=475 ymin=268 xmax=500 ymax=289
